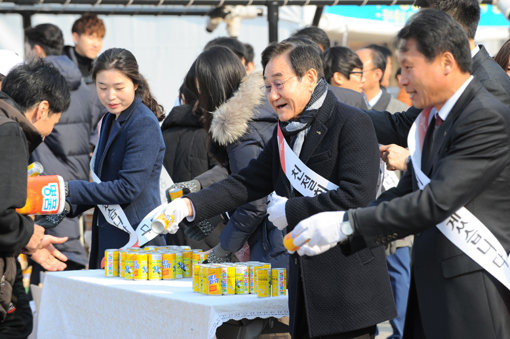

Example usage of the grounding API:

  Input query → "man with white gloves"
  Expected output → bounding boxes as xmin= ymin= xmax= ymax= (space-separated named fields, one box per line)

xmin=291 ymin=10 xmax=510 ymax=339
xmin=160 ymin=39 xmax=395 ymax=339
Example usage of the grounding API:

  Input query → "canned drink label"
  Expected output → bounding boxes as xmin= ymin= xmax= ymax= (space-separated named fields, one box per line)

xmin=193 ymin=264 xmax=202 ymax=292
xmin=256 ymin=269 xmax=271 ymax=297
xmin=272 ymin=268 xmax=287 ymax=296
xmin=104 ymin=249 xmax=119 ymax=277
xmin=148 ymin=253 xmax=162 ymax=280
xmin=201 ymin=266 xmax=208 ymax=294
xmin=182 ymin=251 xmax=192 ymax=278
xmin=207 ymin=267 xmax=222 ymax=295
xmin=175 ymin=253 xmax=183 ymax=278
xmin=119 ymin=250 xmax=127 ymax=278
xmin=162 ymin=252 xmax=176 ymax=279
xmin=16 ymin=175 xmax=65 ymax=215
xmin=219 ymin=266 xmax=236 ymax=295
xmin=125 ymin=252 xmax=136 ymax=280
xmin=134 ymin=253 xmax=148 ymax=280
xmin=235 ymin=266 xmax=249 ymax=294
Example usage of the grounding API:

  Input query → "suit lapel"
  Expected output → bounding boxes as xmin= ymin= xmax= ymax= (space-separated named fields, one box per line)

xmin=421 ymin=81 xmax=479 ymax=175
xmin=371 ymin=90 xmax=391 ymax=111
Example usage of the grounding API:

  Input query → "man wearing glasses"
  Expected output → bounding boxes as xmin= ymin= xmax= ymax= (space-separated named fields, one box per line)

xmin=161 ymin=40 xmax=396 ymax=338
xmin=357 ymin=46 xmax=409 ymax=114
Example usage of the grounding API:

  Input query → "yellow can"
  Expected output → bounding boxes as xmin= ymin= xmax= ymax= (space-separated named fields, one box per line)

xmin=201 ymin=265 xmax=209 ymax=294
xmin=193 ymin=264 xmax=202 ymax=292
xmin=151 ymin=213 xmax=175 ymax=234
xmin=271 ymin=268 xmax=287 ymax=296
xmin=148 ymin=253 xmax=162 ymax=280
xmin=182 ymin=251 xmax=192 ymax=278
xmin=162 ymin=252 xmax=177 ymax=280
xmin=219 ymin=265 xmax=236 ymax=295
xmin=256 ymin=268 xmax=271 ymax=297
xmin=126 ymin=247 xmax=142 ymax=252
xmin=206 ymin=266 xmax=222 ymax=295
xmin=119 ymin=249 xmax=127 ymax=278
xmin=133 ymin=253 xmax=148 ymax=280
xmin=175 ymin=252 xmax=183 ymax=279
xmin=104 ymin=249 xmax=119 ymax=277
xmin=235 ymin=265 xmax=249 ymax=294
xmin=125 ymin=252 xmax=136 ymax=280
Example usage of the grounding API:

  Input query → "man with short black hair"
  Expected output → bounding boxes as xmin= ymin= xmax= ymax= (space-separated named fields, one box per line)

xmin=0 ymin=60 xmax=70 ymax=338
xmin=293 ymin=9 xmax=510 ymax=338
xmin=293 ymin=26 xmax=331 ymax=51
xmin=204 ymin=36 xmax=247 ymax=66
xmin=366 ymin=44 xmax=393 ymax=89
xmin=291 ymin=27 xmax=368 ymax=110
xmin=25 ymin=23 xmax=94 ymax=281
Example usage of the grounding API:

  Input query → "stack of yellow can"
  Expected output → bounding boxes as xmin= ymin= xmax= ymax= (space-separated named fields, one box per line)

xmin=104 ymin=245 xmax=206 ymax=281
xmin=192 ymin=262 xmax=286 ymax=297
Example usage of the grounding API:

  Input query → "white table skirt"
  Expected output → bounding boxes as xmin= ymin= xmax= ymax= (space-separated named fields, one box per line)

xmin=37 ymin=269 xmax=289 ymax=339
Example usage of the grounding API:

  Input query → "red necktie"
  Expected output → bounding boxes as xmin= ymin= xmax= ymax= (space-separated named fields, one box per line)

xmin=435 ymin=114 xmax=443 ymax=128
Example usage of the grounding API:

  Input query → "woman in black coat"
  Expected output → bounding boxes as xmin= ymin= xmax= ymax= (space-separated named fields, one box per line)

xmin=187 ymin=46 xmax=287 ymax=267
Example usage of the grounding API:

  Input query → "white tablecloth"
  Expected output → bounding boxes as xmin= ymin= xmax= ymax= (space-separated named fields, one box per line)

xmin=37 ymin=269 xmax=288 ymax=339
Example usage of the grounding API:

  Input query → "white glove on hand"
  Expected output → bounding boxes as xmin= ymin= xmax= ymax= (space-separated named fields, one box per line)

xmin=292 ymin=211 xmax=346 ymax=256
xmin=162 ymin=198 xmax=190 ymax=234
xmin=297 ymin=243 xmax=336 ymax=256
xmin=267 ymin=193 xmax=288 ymax=230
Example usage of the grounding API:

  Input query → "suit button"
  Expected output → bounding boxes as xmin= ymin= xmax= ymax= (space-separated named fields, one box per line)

xmin=294 ymin=257 xmax=298 ymax=265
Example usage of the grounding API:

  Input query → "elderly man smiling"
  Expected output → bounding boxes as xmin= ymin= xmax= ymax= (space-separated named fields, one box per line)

xmin=160 ymin=40 xmax=396 ymax=338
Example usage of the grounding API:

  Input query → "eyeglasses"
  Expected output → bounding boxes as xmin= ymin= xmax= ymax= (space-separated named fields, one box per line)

xmin=362 ymin=67 xmax=378 ymax=73
xmin=263 ymin=76 xmax=296 ymax=94
xmin=349 ymin=71 xmax=364 ymax=78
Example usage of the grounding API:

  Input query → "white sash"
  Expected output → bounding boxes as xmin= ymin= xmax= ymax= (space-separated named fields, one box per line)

xmin=277 ymin=124 xmax=338 ymax=197
xmin=89 ymin=122 xmax=165 ymax=248
xmin=408 ymin=112 xmax=510 ymax=290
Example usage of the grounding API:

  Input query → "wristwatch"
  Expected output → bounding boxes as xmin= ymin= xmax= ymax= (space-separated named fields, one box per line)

xmin=340 ymin=220 xmax=354 ymax=237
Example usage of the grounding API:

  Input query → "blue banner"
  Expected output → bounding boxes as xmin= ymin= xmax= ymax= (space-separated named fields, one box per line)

xmin=325 ymin=5 xmax=509 ymax=27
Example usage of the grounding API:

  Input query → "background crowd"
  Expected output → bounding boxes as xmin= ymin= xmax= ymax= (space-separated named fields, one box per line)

xmin=2 ymin=0 xmax=510 ymax=338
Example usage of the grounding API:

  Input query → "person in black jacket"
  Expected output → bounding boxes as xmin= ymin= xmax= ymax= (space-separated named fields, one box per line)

xmin=160 ymin=41 xmax=395 ymax=338
xmin=372 ymin=0 xmax=510 ymax=172
xmin=188 ymin=46 xmax=287 ymax=267
xmin=25 ymin=23 xmax=95 ymax=282
xmin=161 ymin=68 xmax=225 ymax=250
xmin=0 ymin=61 xmax=69 ymax=338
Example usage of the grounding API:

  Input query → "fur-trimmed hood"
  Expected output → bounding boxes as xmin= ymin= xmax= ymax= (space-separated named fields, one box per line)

xmin=209 ymin=71 xmax=267 ymax=146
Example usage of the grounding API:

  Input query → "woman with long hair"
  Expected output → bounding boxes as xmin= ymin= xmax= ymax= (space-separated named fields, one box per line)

xmin=66 ymin=48 xmax=166 ymax=268
xmin=187 ymin=46 xmax=287 ymax=267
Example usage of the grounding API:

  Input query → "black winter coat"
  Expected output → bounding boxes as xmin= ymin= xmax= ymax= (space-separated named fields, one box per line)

xmin=0 ymin=93 xmax=42 ymax=256
xmin=187 ymin=90 xmax=396 ymax=337
xmin=161 ymin=104 xmax=218 ymax=182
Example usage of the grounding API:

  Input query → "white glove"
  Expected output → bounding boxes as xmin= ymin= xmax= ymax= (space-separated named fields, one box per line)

xmin=267 ymin=193 xmax=288 ymax=230
xmin=297 ymin=243 xmax=336 ymax=256
xmin=292 ymin=211 xmax=346 ymax=256
xmin=162 ymin=198 xmax=190 ymax=234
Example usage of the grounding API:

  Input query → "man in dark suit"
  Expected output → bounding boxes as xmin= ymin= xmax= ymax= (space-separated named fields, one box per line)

xmin=292 ymin=9 xmax=510 ymax=339
xmin=374 ymin=0 xmax=510 ymax=171
xmin=161 ymin=39 xmax=396 ymax=338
